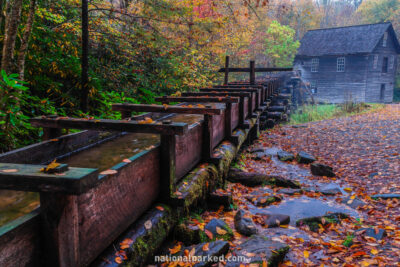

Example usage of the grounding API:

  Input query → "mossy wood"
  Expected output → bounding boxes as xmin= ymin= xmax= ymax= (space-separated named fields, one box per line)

xmin=0 ymin=163 xmax=98 ymax=194
xmin=30 ymin=116 xmax=188 ymax=136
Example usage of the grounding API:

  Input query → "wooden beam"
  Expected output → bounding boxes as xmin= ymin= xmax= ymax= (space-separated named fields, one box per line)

xmin=218 ymin=67 xmax=293 ymax=72
xmin=30 ymin=116 xmax=188 ymax=135
xmin=224 ymin=56 xmax=229 ymax=85
xmin=155 ymin=96 xmax=239 ymax=103
xmin=250 ymin=61 xmax=255 ymax=85
xmin=0 ymin=163 xmax=98 ymax=194
xmin=182 ymin=92 xmax=250 ymax=127
xmin=112 ymin=103 xmax=223 ymax=115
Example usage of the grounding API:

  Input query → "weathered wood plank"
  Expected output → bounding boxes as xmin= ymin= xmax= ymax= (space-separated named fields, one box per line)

xmin=155 ymin=96 xmax=239 ymax=103
xmin=0 ymin=163 xmax=98 ymax=194
xmin=30 ymin=117 xmax=188 ymax=135
xmin=112 ymin=103 xmax=223 ymax=115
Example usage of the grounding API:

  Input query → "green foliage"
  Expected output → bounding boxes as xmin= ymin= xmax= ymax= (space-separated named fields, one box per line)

xmin=290 ymin=103 xmax=384 ymax=124
xmin=394 ymin=76 xmax=400 ymax=102
xmin=264 ymin=21 xmax=300 ymax=67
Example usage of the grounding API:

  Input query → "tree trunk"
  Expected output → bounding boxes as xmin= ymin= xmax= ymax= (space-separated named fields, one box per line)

xmin=17 ymin=0 xmax=37 ymax=80
xmin=1 ymin=0 xmax=24 ymax=73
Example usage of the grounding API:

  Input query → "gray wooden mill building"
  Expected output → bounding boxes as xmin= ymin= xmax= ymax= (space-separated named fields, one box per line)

xmin=294 ymin=22 xmax=400 ymax=103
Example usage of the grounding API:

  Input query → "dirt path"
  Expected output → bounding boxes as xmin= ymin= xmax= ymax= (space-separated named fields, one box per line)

xmin=157 ymin=105 xmax=400 ymax=266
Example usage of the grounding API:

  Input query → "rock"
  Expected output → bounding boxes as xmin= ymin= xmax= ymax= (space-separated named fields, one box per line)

xmin=371 ymin=193 xmax=400 ymax=199
xmin=278 ymin=188 xmax=302 ymax=195
xmin=260 ymin=213 xmax=290 ymax=228
xmin=246 ymin=188 xmax=280 ymax=207
xmin=296 ymin=151 xmax=316 ymax=164
xmin=292 ymin=125 xmax=307 ymax=128
xmin=342 ymin=196 xmax=366 ymax=209
xmin=266 ymin=175 xmax=301 ymax=189
xmin=225 ymin=235 xmax=289 ymax=267
xmin=205 ymin=219 xmax=233 ymax=240
xmin=228 ymin=168 xmax=267 ymax=187
xmin=250 ymin=147 xmax=265 ymax=153
xmin=175 ymin=223 xmax=206 ymax=245
xmin=234 ymin=210 xmax=257 ymax=236
xmin=277 ymin=150 xmax=294 ymax=161
xmin=296 ymin=212 xmax=349 ymax=232
xmin=168 ymin=240 xmax=230 ymax=267
xmin=228 ymin=169 xmax=300 ymax=188
xmin=208 ymin=190 xmax=233 ymax=211
xmin=356 ymin=228 xmax=386 ymax=241
xmin=310 ymin=163 xmax=335 ymax=177
xmin=251 ymin=152 xmax=269 ymax=161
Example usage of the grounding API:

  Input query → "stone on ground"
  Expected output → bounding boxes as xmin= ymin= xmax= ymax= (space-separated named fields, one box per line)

xmin=260 ymin=213 xmax=290 ymax=228
xmin=204 ymin=219 xmax=233 ymax=240
xmin=310 ymin=163 xmax=335 ymax=177
xmin=278 ymin=188 xmax=302 ymax=195
xmin=356 ymin=228 xmax=386 ymax=241
xmin=296 ymin=212 xmax=349 ymax=232
xmin=296 ymin=151 xmax=316 ymax=164
xmin=341 ymin=196 xmax=366 ymax=209
xmin=175 ymin=223 xmax=205 ymax=245
xmin=371 ymin=193 xmax=400 ymax=199
xmin=277 ymin=150 xmax=294 ymax=161
xmin=234 ymin=210 xmax=257 ymax=236
xmin=208 ymin=190 xmax=233 ymax=210
xmin=225 ymin=235 xmax=289 ymax=267
xmin=228 ymin=168 xmax=300 ymax=188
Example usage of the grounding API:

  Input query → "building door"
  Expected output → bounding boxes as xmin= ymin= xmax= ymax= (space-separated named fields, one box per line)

xmin=380 ymin=84 xmax=385 ymax=102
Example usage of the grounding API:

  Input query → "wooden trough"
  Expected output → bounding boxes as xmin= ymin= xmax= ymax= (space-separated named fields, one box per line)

xmin=0 ymin=74 xmax=288 ymax=266
xmin=0 ymin=99 xmax=244 ymax=267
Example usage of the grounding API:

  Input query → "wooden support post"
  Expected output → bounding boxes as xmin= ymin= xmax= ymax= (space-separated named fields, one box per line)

xmin=160 ymin=133 xmax=176 ymax=200
xmin=203 ymin=114 xmax=213 ymax=161
xmin=250 ymin=61 xmax=255 ymax=85
xmin=43 ymin=127 xmax=62 ymax=140
xmin=80 ymin=0 xmax=89 ymax=113
xmin=225 ymin=102 xmax=233 ymax=140
xmin=224 ymin=56 xmax=229 ymax=85
xmin=40 ymin=193 xmax=80 ymax=267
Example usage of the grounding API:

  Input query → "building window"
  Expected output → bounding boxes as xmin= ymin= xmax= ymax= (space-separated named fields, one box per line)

xmin=373 ymin=55 xmax=379 ymax=69
xmin=383 ymin=32 xmax=388 ymax=47
xmin=382 ymin=57 xmax=388 ymax=73
xmin=310 ymin=81 xmax=317 ymax=94
xmin=389 ymin=55 xmax=395 ymax=69
xmin=380 ymin=84 xmax=385 ymax=102
xmin=337 ymin=57 xmax=345 ymax=72
xmin=311 ymin=58 xmax=319 ymax=72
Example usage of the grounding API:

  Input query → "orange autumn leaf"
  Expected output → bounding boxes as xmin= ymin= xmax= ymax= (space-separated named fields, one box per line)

xmin=156 ymin=206 xmax=164 ymax=211
xmin=351 ymin=251 xmax=367 ymax=257
xmin=202 ymin=243 xmax=209 ymax=251
xmin=304 ymin=250 xmax=309 ymax=258
xmin=169 ymin=244 xmax=181 ymax=254
xmin=204 ymin=229 xmax=213 ymax=239
xmin=115 ymin=257 xmax=123 ymax=264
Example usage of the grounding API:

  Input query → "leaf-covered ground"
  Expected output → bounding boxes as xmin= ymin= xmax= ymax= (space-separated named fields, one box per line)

xmin=159 ymin=104 xmax=400 ymax=266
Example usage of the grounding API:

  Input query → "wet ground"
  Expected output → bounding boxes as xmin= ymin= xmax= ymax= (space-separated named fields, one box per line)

xmin=157 ymin=105 xmax=400 ymax=266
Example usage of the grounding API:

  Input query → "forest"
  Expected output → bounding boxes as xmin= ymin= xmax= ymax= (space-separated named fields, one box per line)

xmin=0 ymin=0 xmax=399 ymax=152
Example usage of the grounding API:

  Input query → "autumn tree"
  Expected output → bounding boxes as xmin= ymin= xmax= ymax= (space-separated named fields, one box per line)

xmin=264 ymin=21 xmax=300 ymax=67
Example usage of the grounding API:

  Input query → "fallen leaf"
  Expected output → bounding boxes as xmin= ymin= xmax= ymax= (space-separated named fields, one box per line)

xmin=169 ymin=244 xmax=181 ymax=254
xmin=204 ymin=229 xmax=213 ymax=239
xmin=304 ymin=250 xmax=309 ymax=258
xmin=202 ymin=243 xmax=209 ymax=251
xmin=100 ymin=169 xmax=118 ymax=175
xmin=156 ymin=206 xmax=164 ymax=211
xmin=122 ymin=159 xmax=132 ymax=163
xmin=216 ymin=226 xmax=227 ymax=235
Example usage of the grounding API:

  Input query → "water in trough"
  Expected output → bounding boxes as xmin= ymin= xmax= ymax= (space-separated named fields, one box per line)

xmin=0 ymin=111 xmax=207 ymax=227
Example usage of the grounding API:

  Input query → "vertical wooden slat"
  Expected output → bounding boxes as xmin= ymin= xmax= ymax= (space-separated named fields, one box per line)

xmin=224 ymin=56 xmax=230 ymax=85
xmin=40 ymin=193 xmax=80 ymax=267
xmin=225 ymin=101 xmax=232 ymax=138
xmin=203 ymin=114 xmax=213 ymax=160
xmin=250 ymin=61 xmax=255 ymax=85
xmin=160 ymin=134 xmax=176 ymax=199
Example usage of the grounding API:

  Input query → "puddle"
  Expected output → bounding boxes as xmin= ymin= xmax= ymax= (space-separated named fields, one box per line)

xmin=248 ymin=196 xmax=360 ymax=225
